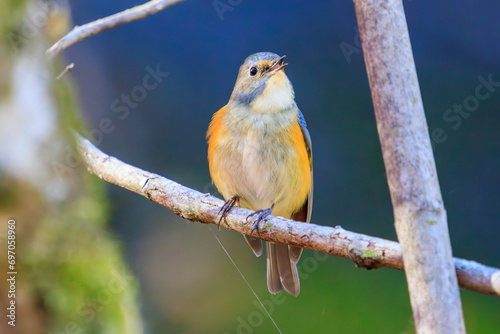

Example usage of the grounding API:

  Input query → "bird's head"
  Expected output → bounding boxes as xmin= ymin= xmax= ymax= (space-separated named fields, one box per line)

xmin=229 ymin=52 xmax=295 ymax=113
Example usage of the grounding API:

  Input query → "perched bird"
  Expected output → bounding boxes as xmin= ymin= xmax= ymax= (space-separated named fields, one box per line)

xmin=207 ymin=52 xmax=313 ymax=296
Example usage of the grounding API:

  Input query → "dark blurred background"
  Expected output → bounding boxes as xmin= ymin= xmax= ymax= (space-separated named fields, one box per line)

xmin=65 ymin=0 xmax=499 ymax=332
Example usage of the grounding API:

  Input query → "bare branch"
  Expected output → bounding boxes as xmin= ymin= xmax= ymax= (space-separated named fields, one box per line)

xmin=75 ymin=133 xmax=500 ymax=298
xmin=46 ymin=0 xmax=184 ymax=58
xmin=353 ymin=0 xmax=465 ymax=332
xmin=56 ymin=63 xmax=74 ymax=79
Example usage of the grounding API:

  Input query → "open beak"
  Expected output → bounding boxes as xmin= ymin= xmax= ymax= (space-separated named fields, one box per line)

xmin=268 ymin=55 xmax=288 ymax=73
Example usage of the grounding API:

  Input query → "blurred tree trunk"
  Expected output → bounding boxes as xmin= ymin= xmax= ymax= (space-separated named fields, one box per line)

xmin=0 ymin=1 xmax=143 ymax=333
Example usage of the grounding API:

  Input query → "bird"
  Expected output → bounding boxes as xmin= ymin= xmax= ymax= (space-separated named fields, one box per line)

xmin=207 ymin=52 xmax=313 ymax=296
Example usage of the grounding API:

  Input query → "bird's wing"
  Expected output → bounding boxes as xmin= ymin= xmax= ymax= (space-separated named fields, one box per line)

xmin=293 ymin=109 xmax=313 ymax=223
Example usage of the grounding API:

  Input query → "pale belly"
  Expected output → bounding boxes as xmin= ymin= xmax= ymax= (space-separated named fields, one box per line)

xmin=212 ymin=128 xmax=307 ymax=219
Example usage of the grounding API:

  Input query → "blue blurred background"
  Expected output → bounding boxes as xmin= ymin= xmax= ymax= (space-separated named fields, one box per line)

xmin=65 ymin=0 xmax=499 ymax=332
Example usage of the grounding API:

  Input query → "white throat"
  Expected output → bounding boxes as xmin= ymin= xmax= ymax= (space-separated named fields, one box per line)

xmin=250 ymin=75 xmax=294 ymax=113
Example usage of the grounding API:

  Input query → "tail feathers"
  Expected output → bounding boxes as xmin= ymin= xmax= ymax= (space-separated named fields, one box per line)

xmin=289 ymin=246 xmax=303 ymax=264
xmin=267 ymin=242 xmax=300 ymax=296
xmin=266 ymin=243 xmax=283 ymax=294
xmin=243 ymin=235 xmax=263 ymax=257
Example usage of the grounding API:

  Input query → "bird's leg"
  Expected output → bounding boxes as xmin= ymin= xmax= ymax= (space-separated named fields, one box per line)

xmin=246 ymin=204 xmax=274 ymax=235
xmin=217 ymin=195 xmax=239 ymax=230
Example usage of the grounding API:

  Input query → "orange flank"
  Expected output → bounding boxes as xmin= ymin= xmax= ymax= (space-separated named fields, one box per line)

xmin=288 ymin=119 xmax=312 ymax=211
xmin=207 ymin=105 xmax=227 ymax=177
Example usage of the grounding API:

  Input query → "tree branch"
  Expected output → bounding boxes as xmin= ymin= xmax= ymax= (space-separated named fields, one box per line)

xmin=46 ymin=0 xmax=184 ymax=58
xmin=75 ymin=133 xmax=500 ymax=298
xmin=353 ymin=0 xmax=465 ymax=332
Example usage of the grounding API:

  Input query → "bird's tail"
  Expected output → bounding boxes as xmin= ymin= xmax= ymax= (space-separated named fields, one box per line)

xmin=266 ymin=242 xmax=300 ymax=296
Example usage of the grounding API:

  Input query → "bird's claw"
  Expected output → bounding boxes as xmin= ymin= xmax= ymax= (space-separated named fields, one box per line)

xmin=247 ymin=206 xmax=273 ymax=235
xmin=217 ymin=196 xmax=239 ymax=230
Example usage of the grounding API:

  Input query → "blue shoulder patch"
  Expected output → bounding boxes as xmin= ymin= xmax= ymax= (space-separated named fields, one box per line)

xmin=298 ymin=109 xmax=307 ymax=128
xmin=297 ymin=110 xmax=312 ymax=162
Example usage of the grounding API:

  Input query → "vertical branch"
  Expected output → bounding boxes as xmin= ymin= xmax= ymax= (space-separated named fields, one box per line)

xmin=352 ymin=0 xmax=466 ymax=333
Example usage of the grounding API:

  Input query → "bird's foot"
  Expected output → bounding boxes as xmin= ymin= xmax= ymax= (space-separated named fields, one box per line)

xmin=246 ymin=205 xmax=274 ymax=235
xmin=217 ymin=196 xmax=239 ymax=230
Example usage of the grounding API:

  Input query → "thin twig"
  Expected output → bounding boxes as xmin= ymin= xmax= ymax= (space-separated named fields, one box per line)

xmin=75 ymin=133 xmax=500 ymax=298
xmin=56 ymin=63 xmax=74 ymax=79
xmin=46 ymin=0 xmax=184 ymax=58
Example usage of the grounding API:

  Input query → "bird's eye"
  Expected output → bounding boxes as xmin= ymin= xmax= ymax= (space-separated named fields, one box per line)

xmin=249 ymin=67 xmax=258 ymax=76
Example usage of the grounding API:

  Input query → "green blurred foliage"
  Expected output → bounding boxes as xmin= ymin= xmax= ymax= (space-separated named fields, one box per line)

xmin=0 ymin=0 xmax=142 ymax=333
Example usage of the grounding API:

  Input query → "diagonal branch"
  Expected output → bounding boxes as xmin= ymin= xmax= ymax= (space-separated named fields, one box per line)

xmin=46 ymin=0 xmax=184 ymax=58
xmin=75 ymin=133 xmax=500 ymax=298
